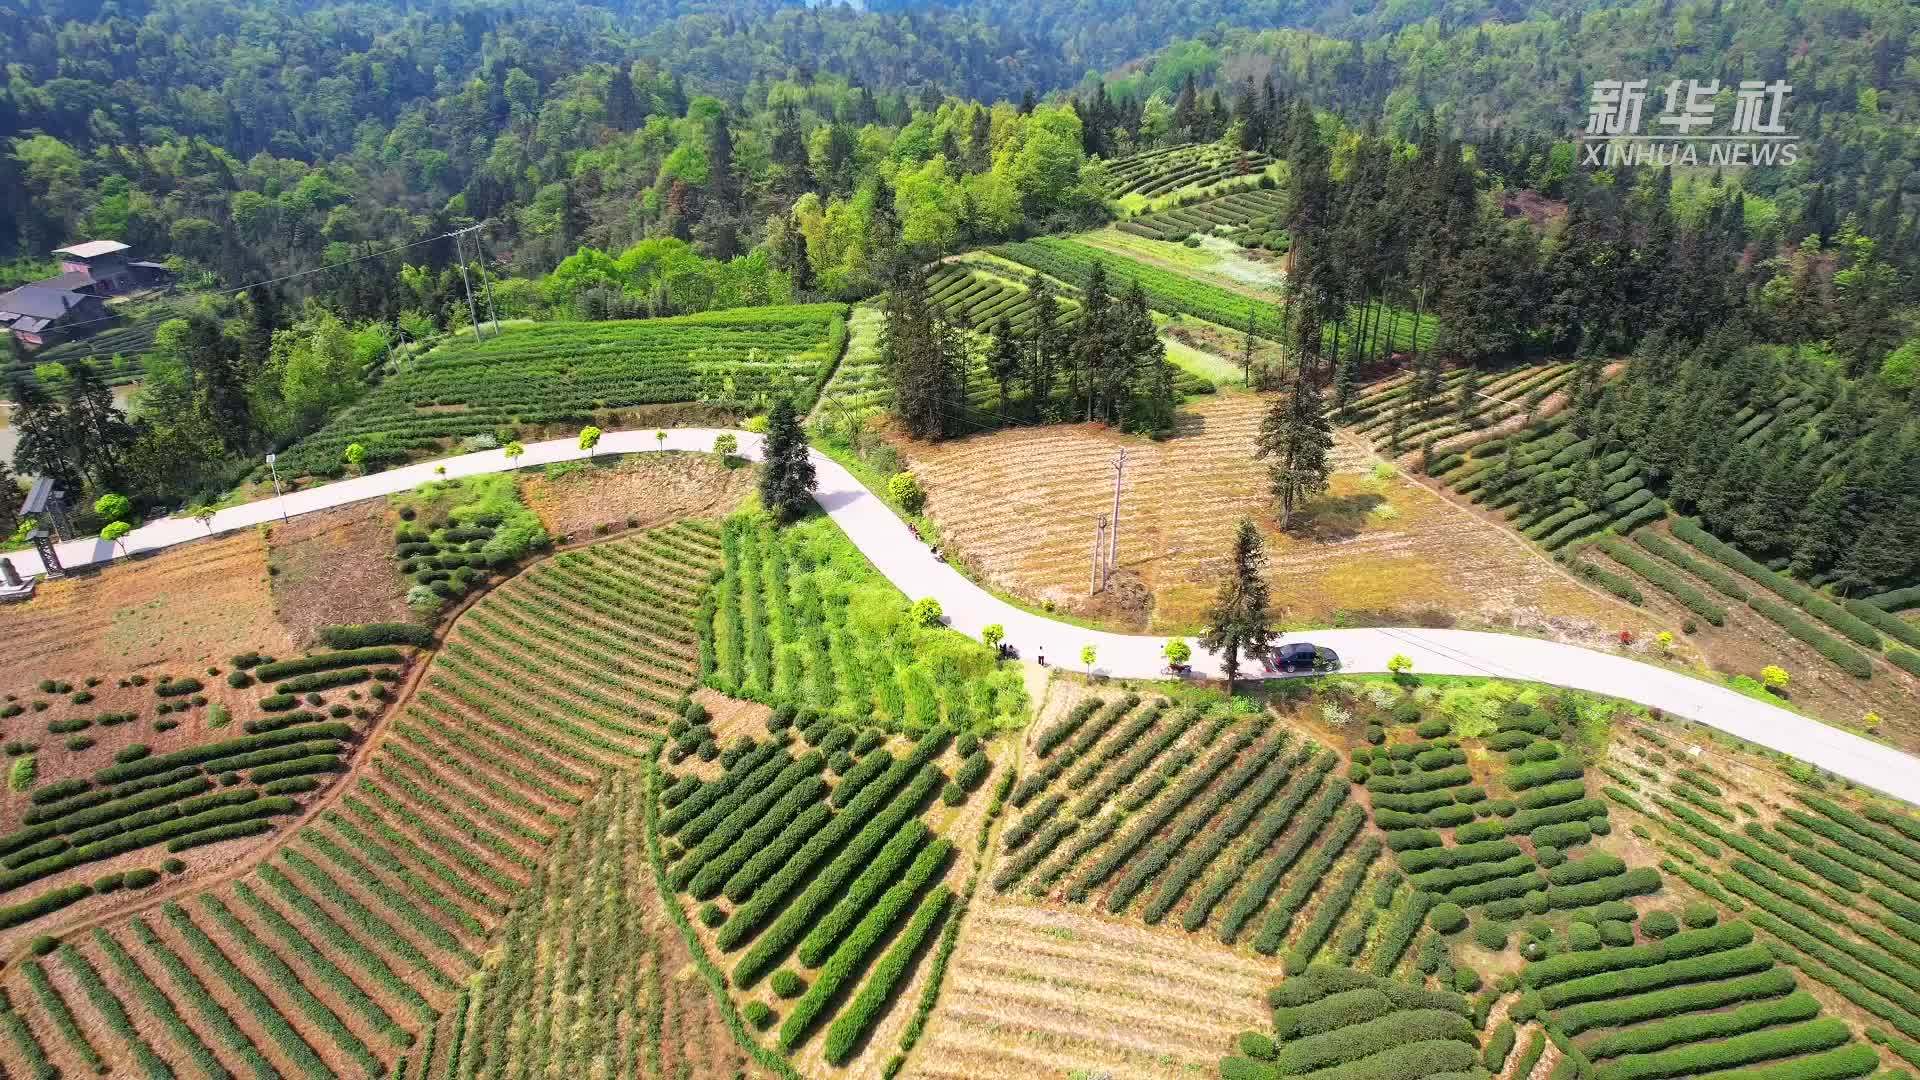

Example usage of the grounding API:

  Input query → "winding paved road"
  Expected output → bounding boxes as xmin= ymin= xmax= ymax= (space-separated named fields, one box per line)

xmin=13 ymin=428 xmax=1920 ymax=802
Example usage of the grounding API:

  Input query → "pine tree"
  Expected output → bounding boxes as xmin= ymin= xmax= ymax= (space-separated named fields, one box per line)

xmin=1255 ymin=369 xmax=1333 ymax=528
xmin=986 ymin=316 xmax=1021 ymax=412
xmin=1453 ymin=367 xmax=1480 ymax=420
xmin=607 ymin=63 xmax=640 ymax=130
xmin=883 ymin=261 xmax=961 ymax=440
xmin=65 ymin=359 xmax=136 ymax=490
xmin=1199 ymin=519 xmax=1275 ymax=695
xmin=1025 ymin=274 xmax=1060 ymax=418
xmin=758 ymin=396 xmax=816 ymax=523
xmin=770 ymin=102 xmax=813 ymax=195
xmin=1331 ymin=357 xmax=1357 ymax=415
xmin=1077 ymin=261 xmax=1112 ymax=421
xmin=8 ymin=375 xmax=79 ymax=493
xmin=705 ymin=108 xmax=738 ymax=212
xmin=1241 ymin=308 xmax=1258 ymax=387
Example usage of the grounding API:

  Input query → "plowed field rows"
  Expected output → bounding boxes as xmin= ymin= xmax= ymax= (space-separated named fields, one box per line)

xmin=892 ymin=395 xmax=1650 ymax=637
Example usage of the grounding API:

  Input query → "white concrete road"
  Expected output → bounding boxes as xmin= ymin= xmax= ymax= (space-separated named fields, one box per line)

xmin=13 ymin=428 xmax=1920 ymax=803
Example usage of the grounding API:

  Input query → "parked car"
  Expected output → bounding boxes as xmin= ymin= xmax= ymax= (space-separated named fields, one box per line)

xmin=1274 ymin=642 xmax=1339 ymax=672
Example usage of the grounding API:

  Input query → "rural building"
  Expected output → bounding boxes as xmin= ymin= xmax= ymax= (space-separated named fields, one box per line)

xmin=0 ymin=240 xmax=170 ymax=347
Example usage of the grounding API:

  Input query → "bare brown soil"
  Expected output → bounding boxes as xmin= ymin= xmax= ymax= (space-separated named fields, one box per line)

xmin=266 ymin=500 xmax=415 ymax=648
xmin=518 ymin=451 xmax=754 ymax=543
xmin=892 ymin=395 xmax=1658 ymax=648
xmin=0 ymin=532 xmax=292 ymax=689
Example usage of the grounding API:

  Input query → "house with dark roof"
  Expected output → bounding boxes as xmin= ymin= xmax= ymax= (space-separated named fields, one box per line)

xmin=0 ymin=241 xmax=171 ymax=347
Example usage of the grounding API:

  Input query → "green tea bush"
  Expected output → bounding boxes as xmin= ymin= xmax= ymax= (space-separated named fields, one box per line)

xmin=1555 ymin=967 xmax=1796 ymax=1035
xmin=273 ymin=668 xmax=373 ymax=694
xmin=1430 ymin=902 xmax=1467 ymax=934
xmin=319 ymin=623 xmax=433 ymax=648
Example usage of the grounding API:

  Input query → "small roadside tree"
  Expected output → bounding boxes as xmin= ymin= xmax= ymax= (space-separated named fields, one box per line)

xmin=1387 ymin=653 xmax=1414 ymax=676
xmin=1080 ymin=644 xmax=1097 ymax=677
xmin=656 ymin=430 xmax=668 ymax=452
xmin=887 ymin=472 xmax=925 ymax=514
xmin=1199 ymin=519 xmax=1274 ymax=694
xmin=759 ymin=397 xmax=817 ymax=523
xmin=344 ymin=442 xmax=367 ymax=472
xmin=981 ymin=624 xmax=1004 ymax=650
xmin=1761 ymin=665 xmax=1790 ymax=693
xmin=191 ymin=505 xmax=217 ymax=533
xmin=1164 ymin=639 xmax=1192 ymax=668
xmin=503 ymin=441 xmax=525 ymax=466
xmin=911 ymin=597 xmax=943 ymax=626
xmin=579 ymin=426 xmax=603 ymax=456
xmin=714 ymin=433 xmax=738 ymax=463
xmin=101 ymin=520 xmax=131 ymax=556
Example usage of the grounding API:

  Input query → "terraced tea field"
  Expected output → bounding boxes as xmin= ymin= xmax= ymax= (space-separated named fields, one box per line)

xmin=268 ymin=304 xmax=848 ymax=482
xmin=1116 ymin=189 xmax=1289 ymax=243
xmin=813 ymin=305 xmax=889 ymax=426
xmin=1420 ymin=370 xmax=1920 ymax=733
xmin=0 ymin=522 xmax=722 ymax=1079
xmin=1604 ymin=723 xmax=1920 ymax=1064
xmin=1103 ymin=143 xmax=1277 ymax=204
xmin=701 ymin=512 xmax=1027 ymax=730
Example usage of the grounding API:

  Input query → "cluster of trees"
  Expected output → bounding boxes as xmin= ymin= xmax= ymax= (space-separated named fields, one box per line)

xmin=884 ymin=258 xmax=1175 ymax=439
xmin=9 ymin=297 xmax=391 ymax=512
xmin=1557 ymin=339 xmax=1919 ymax=593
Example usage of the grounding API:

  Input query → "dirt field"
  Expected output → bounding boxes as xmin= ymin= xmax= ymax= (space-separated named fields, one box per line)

xmin=0 ymin=532 xmax=293 ymax=690
xmin=892 ymin=394 xmax=1659 ymax=646
xmin=265 ymin=501 xmax=415 ymax=648
xmin=518 ymin=451 xmax=756 ymax=543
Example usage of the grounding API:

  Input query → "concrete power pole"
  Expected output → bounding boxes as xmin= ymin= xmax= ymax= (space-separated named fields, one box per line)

xmin=1106 ymin=448 xmax=1127 ymax=588
xmin=452 ymin=227 xmax=485 ymax=340
xmin=1090 ymin=515 xmax=1107 ymax=596
xmin=474 ymin=225 xmax=501 ymax=332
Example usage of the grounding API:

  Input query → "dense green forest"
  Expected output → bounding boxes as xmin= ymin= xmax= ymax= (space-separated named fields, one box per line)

xmin=2 ymin=0 xmax=1916 ymax=551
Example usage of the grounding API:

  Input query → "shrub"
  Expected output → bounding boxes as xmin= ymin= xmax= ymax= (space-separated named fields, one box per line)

xmin=743 ymin=1000 xmax=775 ymax=1031
xmin=819 ymin=887 xmax=954 ymax=1063
xmin=1600 ymin=540 xmax=1728 ymax=624
xmin=0 ymin=884 xmax=91 ymax=929
xmin=227 ymin=671 xmax=255 ymax=688
xmin=1238 ymin=1031 xmax=1276 ymax=1060
xmin=257 ymin=647 xmax=404 ymax=682
xmin=123 ymin=868 xmax=161 ymax=889
xmin=1475 ymin=921 xmax=1509 ymax=950
xmin=1643 ymin=910 xmax=1680 ymax=938
xmin=275 ymin=668 xmax=372 ymax=694
xmin=318 ymin=623 xmax=433 ymax=649
xmin=258 ymin=694 xmax=298 ymax=712
xmin=771 ymin=969 xmax=806 ymax=998
xmin=1682 ymin=902 xmax=1718 ymax=928
xmin=1430 ymin=902 xmax=1467 ymax=934
xmin=154 ymin=677 xmax=203 ymax=697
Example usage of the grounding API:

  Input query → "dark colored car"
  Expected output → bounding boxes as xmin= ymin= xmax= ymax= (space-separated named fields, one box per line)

xmin=1274 ymin=642 xmax=1339 ymax=672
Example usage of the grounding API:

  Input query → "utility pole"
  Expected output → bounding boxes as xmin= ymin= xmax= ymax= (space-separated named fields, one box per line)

xmin=1090 ymin=515 xmax=1107 ymax=596
xmin=474 ymin=224 xmax=501 ymax=332
xmin=451 ymin=226 xmax=484 ymax=340
xmin=1106 ymin=448 xmax=1127 ymax=588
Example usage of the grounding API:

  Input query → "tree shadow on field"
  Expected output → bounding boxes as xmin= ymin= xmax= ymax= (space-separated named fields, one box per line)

xmin=1283 ymin=491 xmax=1386 ymax=541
